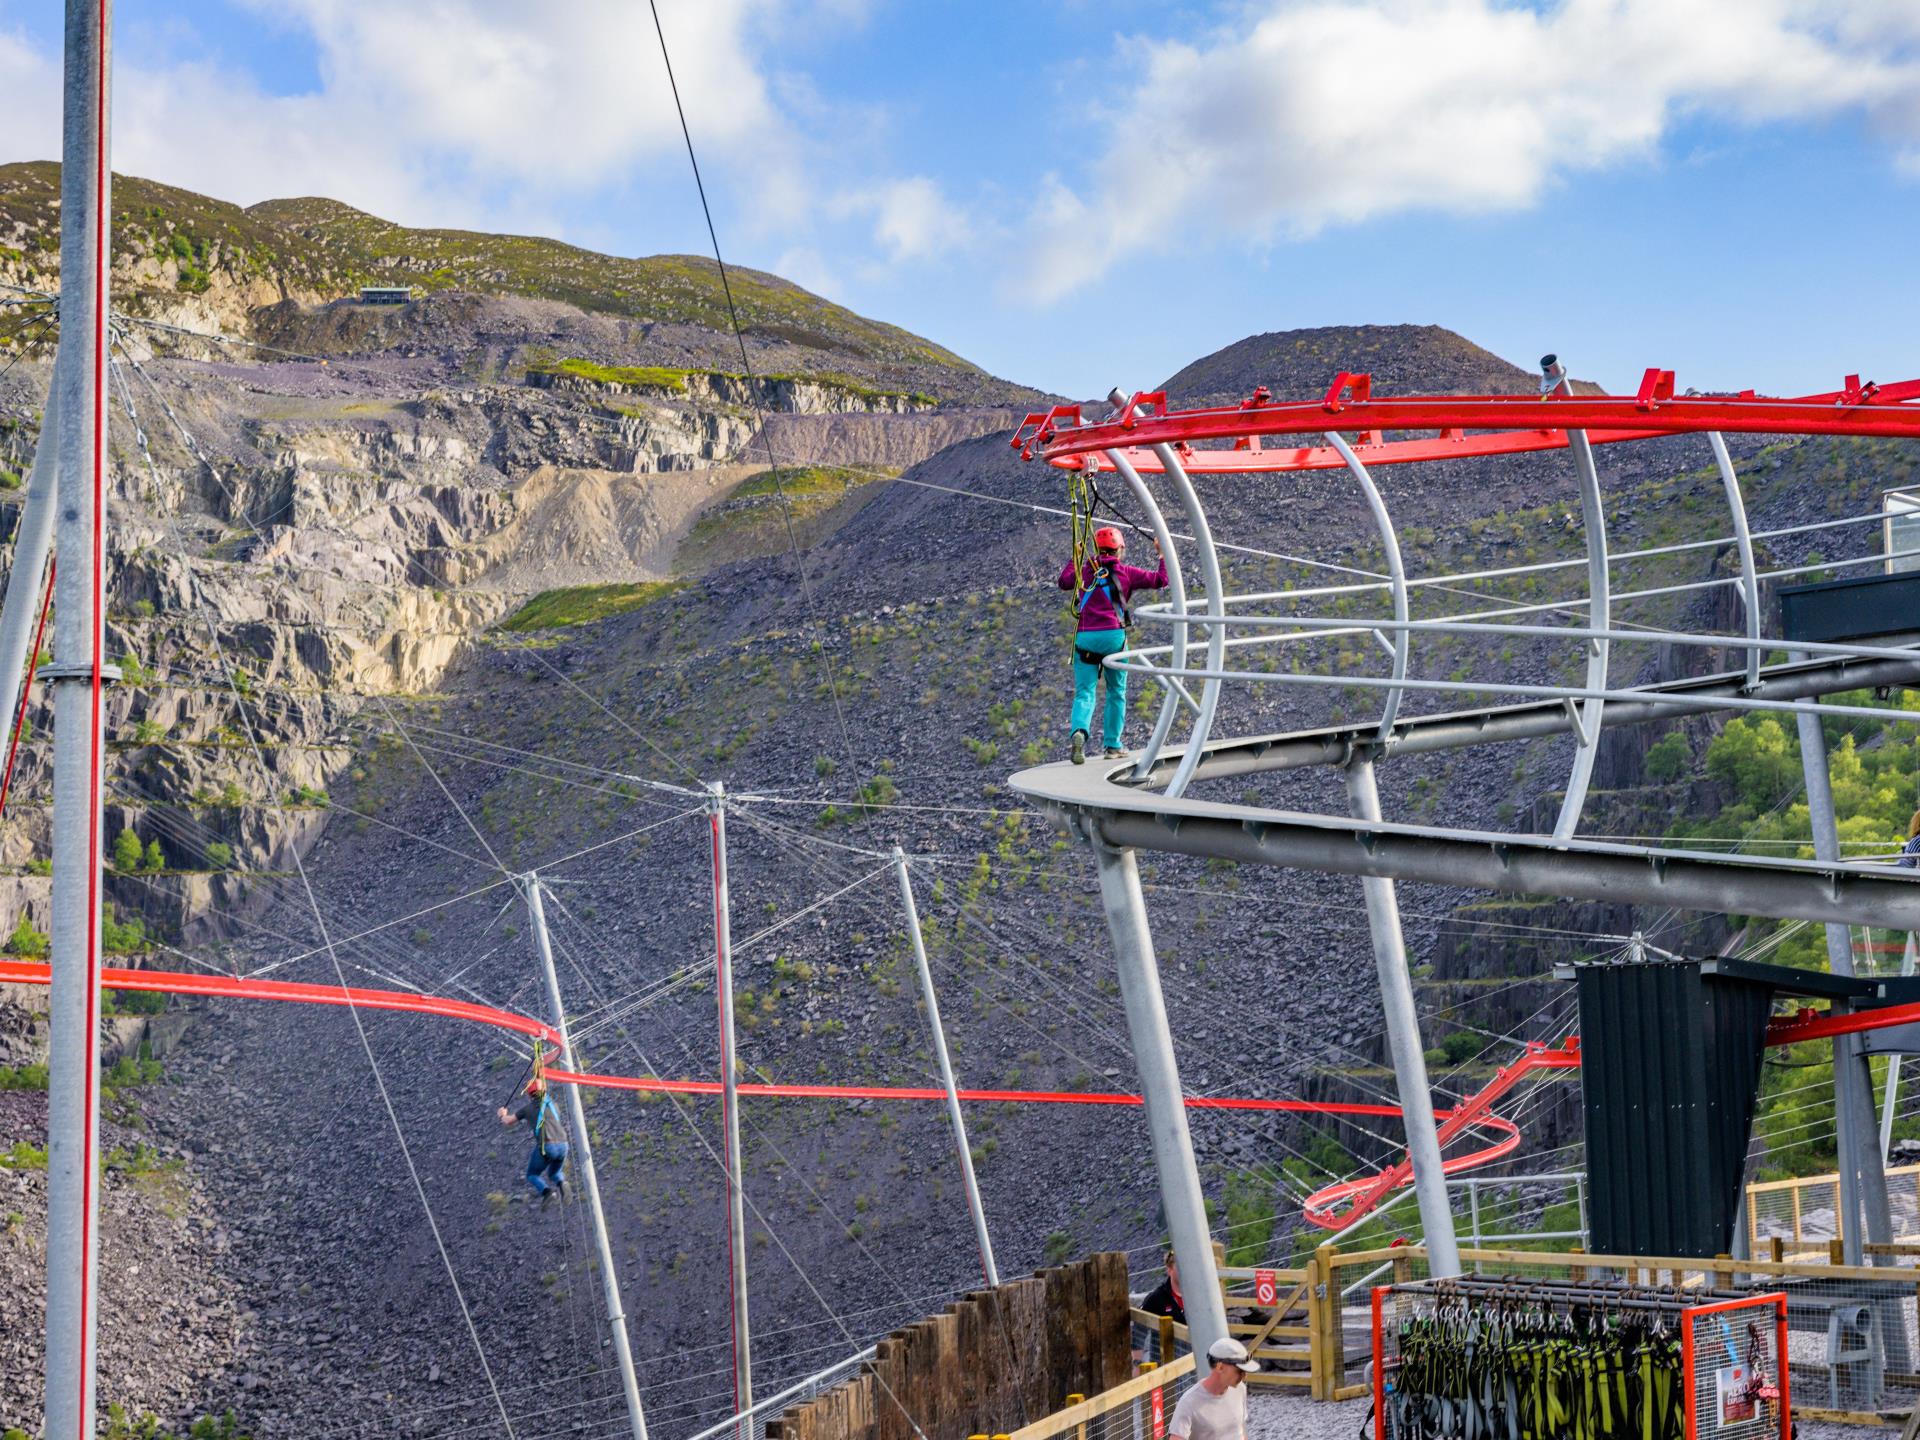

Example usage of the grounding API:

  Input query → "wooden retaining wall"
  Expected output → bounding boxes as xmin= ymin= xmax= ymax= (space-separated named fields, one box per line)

xmin=766 ymin=1252 xmax=1133 ymax=1440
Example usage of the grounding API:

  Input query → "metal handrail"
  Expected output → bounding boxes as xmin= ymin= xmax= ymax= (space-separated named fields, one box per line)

xmin=682 ymin=1346 xmax=877 ymax=1440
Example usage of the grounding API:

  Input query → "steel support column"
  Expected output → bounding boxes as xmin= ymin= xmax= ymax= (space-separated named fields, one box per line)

xmin=522 ymin=874 xmax=649 ymax=1440
xmin=1090 ymin=839 xmax=1229 ymax=1359
xmin=1343 ymin=757 xmax=1461 ymax=1277
xmin=891 ymin=847 xmax=997 ymax=1285
xmin=45 ymin=2 xmax=112 ymax=1434
xmin=708 ymin=782 xmax=752 ymax=1423
xmin=1794 ymin=690 xmax=1894 ymax=1265
xmin=0 ymin=387 xmax=60 ymax=765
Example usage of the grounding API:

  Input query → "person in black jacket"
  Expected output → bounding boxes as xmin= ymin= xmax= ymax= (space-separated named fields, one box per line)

xmin=497 ymin=1076 xmax=569 ymax=1207
xmin=1133 ymin=1250 xmax=1187 ymax=1363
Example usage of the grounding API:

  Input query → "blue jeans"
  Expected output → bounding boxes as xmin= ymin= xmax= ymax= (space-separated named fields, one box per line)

xmin=1070 ymin=629 xmax=1129 ymax=748
xmin=526 ymin=1140 xmax=568 ymax=1195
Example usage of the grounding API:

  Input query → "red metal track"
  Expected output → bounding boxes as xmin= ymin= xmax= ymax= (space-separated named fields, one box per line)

xmin=1302 ymin=1038 xmax=1581 ymax=1229
xmin=8 ymin=960 xmax=1898 ymax=1234
xmin=0 ymin=959 xmax=1520 ymax=1183
xmin=1013 ymin=373 xmax=1920 ymax=475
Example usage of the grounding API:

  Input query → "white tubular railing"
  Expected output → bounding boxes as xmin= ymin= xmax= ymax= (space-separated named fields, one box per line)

xmin=683 ymin=1346 xmax=877 ymax=1440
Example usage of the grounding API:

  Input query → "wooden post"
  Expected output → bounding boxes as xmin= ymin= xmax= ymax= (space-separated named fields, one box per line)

xmin=1830 ymin=1237 xmax=1846 ymax=1266
xmin=1067 ymin=1394 xmax=1087 ymax=1440
xmin=1770 ymin=1237 xmax=1785 ymax=1264
xmin=1792 ymin=1184 xmax=1803 ymax=1245
xmin=1310 ymin=1243 xmax=1334 ymax=1401
xmin=1158 ymin=1314 xmax=1174 ymax=1365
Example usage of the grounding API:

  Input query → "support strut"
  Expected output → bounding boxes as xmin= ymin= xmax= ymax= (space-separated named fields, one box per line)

xmin=1344 ymin=756 xmax=1461 ymax=1277
xmin=709 ymin=782 xmax=752 ymax=1427
xmin=522 ymin=874 xmax=649 ymax=1440
xmin=892 ymin=847 xmax=998 ymax=1285
xmin=1090 ymin=838 xmax=1229 ymax=1359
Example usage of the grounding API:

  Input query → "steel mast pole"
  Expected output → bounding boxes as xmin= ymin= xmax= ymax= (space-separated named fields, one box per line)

xmin=45 ymin=1 xmax=113 ymax=1435
xmin=1794 ymin=677 xmax=1894 ymax=1264
xmin=521 ymin=873 xmax=649 ymax=1440
xmin=1090 ymin=837 xmax=1230 ymax=1360
xmin=890 ymin=846 xmax=998 ymax=1285
xmin=0 ymin=388 xmax=61 ymax=762
xmin=1344 ymin=756 xmax=1462 ymax=1278
xmin=708 ymin=782 xmax=752 ymax=1425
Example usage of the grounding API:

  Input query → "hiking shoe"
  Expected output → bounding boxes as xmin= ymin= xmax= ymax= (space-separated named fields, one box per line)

xmin=1103 ymin=747 xmax=1127 ymax=758
xmin=553 ymin=1176 xmax=567 ymax=1202
xmin=541 ymin=1188 xmax=556 ymax=1209
xmin=1070 ymin=731 xmax=1087 ymax=766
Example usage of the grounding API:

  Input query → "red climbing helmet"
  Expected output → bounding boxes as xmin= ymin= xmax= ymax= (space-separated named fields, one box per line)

xmin=1093 ymin=526 xmax=1124 ymax=553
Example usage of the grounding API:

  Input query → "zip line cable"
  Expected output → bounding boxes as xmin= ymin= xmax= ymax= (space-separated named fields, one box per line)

xmin=643 ymin=0 xmax=863 ymax=797
xmin=110 ymin=356 xmax=525 ymax=1434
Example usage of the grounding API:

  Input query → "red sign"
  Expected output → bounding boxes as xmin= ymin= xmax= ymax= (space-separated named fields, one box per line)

xmin=1151 ymin=1386 xmax=1164 ymax=1440
xmin=1253 ymin=1269 xmax=1278 ymax=1307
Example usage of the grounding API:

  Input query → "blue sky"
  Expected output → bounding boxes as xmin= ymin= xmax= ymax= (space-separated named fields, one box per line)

xmin=1 ymin=0 xmax=1918 ymax=399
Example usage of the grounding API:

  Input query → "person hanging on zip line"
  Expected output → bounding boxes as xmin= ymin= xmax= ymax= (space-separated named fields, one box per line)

xmin=1058 ymin=525 xmax=1167 ymax=765
xmin=498 ymin=1074 xmax=569 ymax=1207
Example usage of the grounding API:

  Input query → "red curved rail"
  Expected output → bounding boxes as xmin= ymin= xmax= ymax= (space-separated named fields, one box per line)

xmin=0 ymin=958 xmax=1518 ymax=1158
xmin=16 ymin=959 xmax=1910 ymax=1234
xmin=1302 ymin=1038 xmax=1581 ymax=1229
xmin=1014 ymin=374 xmax=1920 ymax=475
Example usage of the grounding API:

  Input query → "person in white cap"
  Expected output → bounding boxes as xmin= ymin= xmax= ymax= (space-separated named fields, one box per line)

xmin=1167 ymin=1337 xmax=1258 ymax=1440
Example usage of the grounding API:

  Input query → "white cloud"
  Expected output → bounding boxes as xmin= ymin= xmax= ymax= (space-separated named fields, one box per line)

xmin=835 ymin=176 xmax=971 ymax=262
xmin=1016 ymin=0 xmax=1920 ymax=300
xmin=0 ymin=0 xmax=871 ymax=243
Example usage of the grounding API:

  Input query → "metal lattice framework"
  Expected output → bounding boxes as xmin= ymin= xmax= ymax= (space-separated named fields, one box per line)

xmin=1007 ymin=364 xmax=1920 ymax=1343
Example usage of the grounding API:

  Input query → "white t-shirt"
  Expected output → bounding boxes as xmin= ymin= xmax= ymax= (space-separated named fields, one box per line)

xmin=1167 ymin=1380 xmax=1245 ymax=1440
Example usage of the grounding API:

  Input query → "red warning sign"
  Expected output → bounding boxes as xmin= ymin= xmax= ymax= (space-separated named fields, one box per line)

xmin=1151 ymin=1385 xmax=1164 ymax=1439
xmin=1254 ymin=1268 xmax=1279 ymax=1307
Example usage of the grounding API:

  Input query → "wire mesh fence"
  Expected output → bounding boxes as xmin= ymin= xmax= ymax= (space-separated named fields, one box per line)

xmin=1328 ymin=1245 xmax=1917 ymax=1423
xmin=1745 ymin=1164 xmax=1920 ymax=1257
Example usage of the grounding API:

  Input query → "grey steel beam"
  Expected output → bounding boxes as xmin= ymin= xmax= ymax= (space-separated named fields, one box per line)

xmin=1090 ymin=838 xmax=1229 ymax=1360
xmin=1794 ymin=682 xmax=1895 ymax=1267
xmin=1324 ymin=433 xmax=1411 ymax=746
xmin=46 ymin=2 xmax=111 ymax=1435
xmin=708 ymin=782 xmax=752 ymax=1425
xmin=1707 ymin=433 xmax=1762 ymax=691
xmin=1552 ymin=431 xmax=1609 ymax=841
xmin=891 ymin=847 xmax=998 ymax=1285
xmin=1155 ymin=442 xmax=1226 ymax=800
xmin=1344 ymin=757 xmax=1460 ymax=1276
xmin=523 ymin=874 xmax=648 ymax=1440
xmin=1062 ymin=805 xmax=1920 ymax=931
xmin=1129 ymin=652 xmax=1920 ymax=790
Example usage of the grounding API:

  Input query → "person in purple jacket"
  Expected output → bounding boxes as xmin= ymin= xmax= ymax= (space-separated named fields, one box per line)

xmin=1058 ymin=525 xmax=1168 ymax=764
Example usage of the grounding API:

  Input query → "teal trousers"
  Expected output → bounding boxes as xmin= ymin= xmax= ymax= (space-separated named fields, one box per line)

xmin=1069 ymin=628 xmax=1129 ymax=748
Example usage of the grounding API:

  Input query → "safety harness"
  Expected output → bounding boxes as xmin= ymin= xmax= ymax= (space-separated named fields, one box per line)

xmin=1387 ymin=1305 xmax=1703 ymax=1440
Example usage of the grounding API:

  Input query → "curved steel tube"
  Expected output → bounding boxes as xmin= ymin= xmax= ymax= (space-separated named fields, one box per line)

xmin=1708 ymin=431 xmax=1763 ymax=691
xmin=1105 ymin=449 xmax=1190 ymax=782
xmin=1325 ymin=432 xmax=1411 ymax=747
xmin=1156 ymin=443 xmax=1226 ymax=799
xmin=1552 ymin=430 xmax=1609 ymax=843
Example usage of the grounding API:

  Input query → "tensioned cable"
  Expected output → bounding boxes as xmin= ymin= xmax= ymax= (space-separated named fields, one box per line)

xmin=643 ymin=0 xmax=863 ymax=794
xmin=111 ymin=355 xmax=524 ymax=1432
